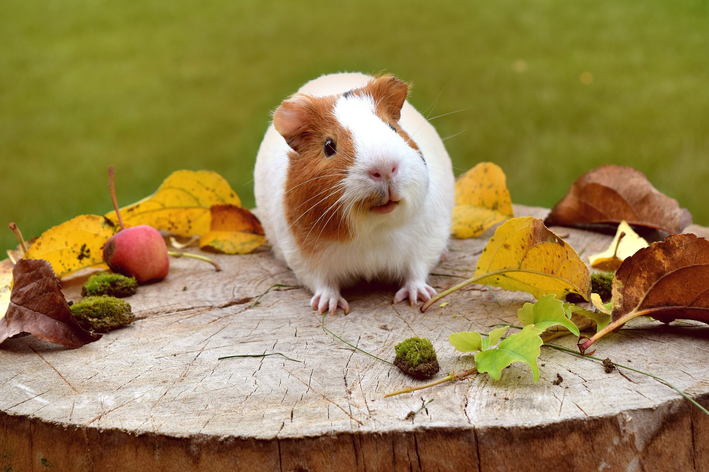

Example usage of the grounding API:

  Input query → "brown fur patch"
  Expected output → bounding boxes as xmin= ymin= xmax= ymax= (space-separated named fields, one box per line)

xmin=349 ymin=75 xmax=420 ymax=153
xmin=280 ymin=94 xmax=355 ymax=255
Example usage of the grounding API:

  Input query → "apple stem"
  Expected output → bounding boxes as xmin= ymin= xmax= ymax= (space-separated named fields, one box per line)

xmin=167 ymin=251 xmax=221 ymax=271
xmin=107 ymin=166 xmax=125 ymax=230
xmin=8 ymin=222 xmax=28 ymax=256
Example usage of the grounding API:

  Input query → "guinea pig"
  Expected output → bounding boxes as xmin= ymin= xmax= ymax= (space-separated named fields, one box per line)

xmin=254 ymin=72 xmax=455 ymax=315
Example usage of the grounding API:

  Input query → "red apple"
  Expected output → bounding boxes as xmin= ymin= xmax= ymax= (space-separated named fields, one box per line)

xmin=103 ymin=225 xmax=169 ymax=283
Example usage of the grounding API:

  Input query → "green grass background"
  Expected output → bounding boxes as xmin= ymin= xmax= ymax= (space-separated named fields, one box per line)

xmin=1 ymin=0 xmax=708 ymax=253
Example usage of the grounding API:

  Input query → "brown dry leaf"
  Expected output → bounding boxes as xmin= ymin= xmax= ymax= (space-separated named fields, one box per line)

xmin=579 ymin=233 xmax=709 ymax=353
xmin=0 ymin=259 xmax=101 ymax=348
xmin=199 ymin=204 xmax=266 ymax=254
xmin=24 ymin=215 xmax=118 ymax=278
xmin=451 ymin=162 xmax=514 ymax=238
xmin=545 ymin=165 xmax=692 ymax=234
xmin=105 ymin=170 xmax=241 ymax=237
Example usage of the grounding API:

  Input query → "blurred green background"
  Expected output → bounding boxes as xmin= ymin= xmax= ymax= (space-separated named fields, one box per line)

xmin=1 ymin=0 xmax=708 ymax=253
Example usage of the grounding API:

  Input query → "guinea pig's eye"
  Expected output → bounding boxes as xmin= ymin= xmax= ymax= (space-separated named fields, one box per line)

xmin=324 ymin=138 xmax=337 ymax=158
xmin=389 ymin=123 xmax=397 ymax=132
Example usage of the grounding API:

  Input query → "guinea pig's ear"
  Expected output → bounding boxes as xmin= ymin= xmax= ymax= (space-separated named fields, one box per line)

xmin=273 ymin=94 xmax=311 ymax=148
xmin=366 ymin=75 xmax=409 ymax=122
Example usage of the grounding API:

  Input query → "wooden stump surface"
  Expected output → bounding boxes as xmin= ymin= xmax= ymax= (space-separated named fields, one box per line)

xmin=1 ymin=205 xmax=708 ymax=472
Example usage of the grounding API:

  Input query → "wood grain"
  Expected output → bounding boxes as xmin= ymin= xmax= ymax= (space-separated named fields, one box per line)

xmin=1 ymin=205 xmax=708 ymax=472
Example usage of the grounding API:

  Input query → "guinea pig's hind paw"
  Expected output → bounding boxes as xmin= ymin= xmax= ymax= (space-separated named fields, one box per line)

xmin=311 ymin=291 xmax=350 ymax=315
xmin=394 ymin=283 xmax=437 ymax=307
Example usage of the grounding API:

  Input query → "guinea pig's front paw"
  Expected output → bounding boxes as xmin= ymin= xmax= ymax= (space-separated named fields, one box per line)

xmin=394 ymin=281 xmax=437 ymax=307
xmin=311 ymin=287 xmax=350 ymax=315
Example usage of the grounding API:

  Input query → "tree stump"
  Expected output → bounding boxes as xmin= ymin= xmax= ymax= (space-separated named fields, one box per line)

xmin=1 ymin=205 xmax=708 ymax=472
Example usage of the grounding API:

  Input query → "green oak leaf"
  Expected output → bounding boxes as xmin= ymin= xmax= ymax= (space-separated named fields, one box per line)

xmin=449 ymin=327 xmax=508 ymax=353
xmin=517 ymin=294 xmax=580 ymax=336
xmin=474 ymin=325 xmax=543 ymax=381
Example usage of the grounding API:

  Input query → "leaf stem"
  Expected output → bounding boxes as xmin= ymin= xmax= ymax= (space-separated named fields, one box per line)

xmin=384 ymin=367 xmax=478 ymax=398
xmin=577 ymin=306 xmax=709 ymax=353
xmin=8 ymin=222 xmax=27 ymax=256
xmin=167 ymin=251 xmax=221 ymax=271
xmin=107 ymin=166 xmax=125 ymax=230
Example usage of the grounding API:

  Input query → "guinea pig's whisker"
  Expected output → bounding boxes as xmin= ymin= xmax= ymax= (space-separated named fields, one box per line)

xmin=304 ymin=194 xmax=346 ymax=245
xmin=441 ymin=129 xmax=467 ymax=142
xmin=288 ymin=182 xmax=347 ymax=214
xmin=313 ymin=199 xmax=346 ymax=246
xmin=286 ymin=173 xmax=347 ymax=194
xmin=288 ymin=184 xmax=346 ymax=232
xmin=335 ymin=149 xmax=355 ymax=163
xmin=422 ymin=88 xmax=445 ymax=119
xmin=426 ymin=108 xmax=471 ymax=122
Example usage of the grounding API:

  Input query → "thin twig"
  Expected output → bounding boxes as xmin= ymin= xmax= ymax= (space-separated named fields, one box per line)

xmin=250 ymin=284 xmax=301 ymax=308
xmin=218 ymin=352 xmax=302 ymax=363
xmin=321 ymin=314 xmax=393 ymax=365
xmin=546 ymin=343 xmax=709 ymax=417
xmin=384 ymin=367 xmax=477 ymax=398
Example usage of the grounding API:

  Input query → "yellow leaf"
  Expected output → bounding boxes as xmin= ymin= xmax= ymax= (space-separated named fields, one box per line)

xmin=24 ymin=215 xmax=117 ymax=278
xmin=199 ymin=231 xmax=266 ymax=255
xmin=198 ymin=204 xmax=266 ymax=254
xmin=424 ymin=217 xmax=591 ymax=311
xmin=473 ymin=217 xmax=590 ymax=300
xmin=0 ymin=260 xmax=12 ymax=321
xmin=588 ymin=220 xmax=648 ymax=271
xmin=105 ymin=170 xmax=241 ymax=237
xmin=451 ymin=162 xmax=514 ymax=238
xmin=590 ymin=293 xmax=612 ymax=314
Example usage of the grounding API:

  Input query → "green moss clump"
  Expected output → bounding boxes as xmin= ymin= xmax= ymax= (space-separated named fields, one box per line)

xmin=591 ymin=272 xmax=614 ymax=302
xmin=394 ymin=337 xmax=440 ymax=380
xmin=81 ymin=272 xmax=137 ymax=298
xmin=70 ymin=296 xmax=134 ymax=333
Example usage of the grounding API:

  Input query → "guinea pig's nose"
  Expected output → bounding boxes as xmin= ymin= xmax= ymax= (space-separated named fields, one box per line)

xmin=369 ymin=163 xmax=398 ymax=182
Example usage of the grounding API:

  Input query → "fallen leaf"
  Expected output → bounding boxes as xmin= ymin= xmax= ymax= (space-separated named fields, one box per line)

xmin=545 ymin=165 xmax=692 ymax=234
xmin=198 ymin=204 xmax=266 ymax=254
xmin=473 ymin=217 xmax=590 ymax=299
xmin=105 ymin=170 xmax=242 ymax=237
xmin=579 ymin=233 xmax=709 ymax=353
xmin=0 ymin=259 xmax=101 ymax=348
xmin=423 ymin=217 xmax=591 ymax=311
xmin=475 ymin=325 xmax=543 ymax=381
xmin=451 ymin=162 xmax=514 ymax=238
xmin=0 ymin=284 xmax=10 ymax=323
xmin=24 ymin=215 xmax=118 ymax=278
xmin=517 ymin=294 xmax=579 ymax=336
xmin=588 ymin=220 xmax=649 ymax=271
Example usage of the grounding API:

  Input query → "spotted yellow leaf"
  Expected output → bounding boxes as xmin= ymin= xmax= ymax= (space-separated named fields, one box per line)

xmin=472 ymin=217 xmax=590 ymax=300
xmin=24 ymin=215 xmax=118 ymax=278
xmin=105 ymin=170 xmax=241 ymax=237
xmin=423 ymin=217 xmax=591 ymax=311
xmin=451 ymin=162 xmax=514 ymax=238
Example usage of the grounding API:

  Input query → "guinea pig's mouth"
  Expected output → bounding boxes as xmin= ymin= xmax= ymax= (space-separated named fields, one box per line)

xmin=371 ymin=199 xmax=399 ymax=215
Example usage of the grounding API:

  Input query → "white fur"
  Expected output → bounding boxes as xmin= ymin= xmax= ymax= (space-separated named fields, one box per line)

xmin=254 ymin=73 xmax=455 ymax=313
